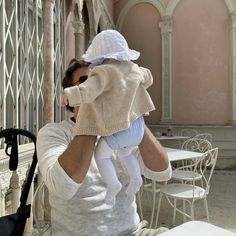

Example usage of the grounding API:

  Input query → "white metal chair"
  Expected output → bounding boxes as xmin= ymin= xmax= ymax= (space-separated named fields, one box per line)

xmin=154 ymin=148 xmax=218 ymax=228
xmin=32 ymin=181 xmax=51 ymax=236
xmin=172 ymin=138 xmax=212 ymax=183
xmin=137 ymin=176 xmax=162 ymax=225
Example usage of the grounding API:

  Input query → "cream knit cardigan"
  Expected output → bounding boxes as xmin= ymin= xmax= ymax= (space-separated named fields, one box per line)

xmin=64 ymin=60 xmax=155 ymax=136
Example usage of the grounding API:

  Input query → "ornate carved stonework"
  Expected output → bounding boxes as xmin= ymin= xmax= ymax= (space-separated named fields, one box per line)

xmin=0 ymin=171 xmax=11 ymax=192
xmin=159 ymin=16 xmax=173 ymax=34
xmin=72 ymin=20 xmax=85 ymax=34
xmin=0 ymin=144 xmax=35 ymax=216
xmin=72 ymin=0 xmax=85 ymax=34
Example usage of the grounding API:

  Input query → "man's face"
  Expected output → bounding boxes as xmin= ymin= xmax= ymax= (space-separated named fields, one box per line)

xmin=71 ymin=66 xmax=89 ymax=117
xmin=71 ymin=67 xmax=89 ymax=86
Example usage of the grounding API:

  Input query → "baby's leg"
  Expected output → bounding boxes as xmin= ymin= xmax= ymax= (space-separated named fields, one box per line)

xmin=118 ymin=147 xmax=143 ymax=197
xmin=94 ymin=138 xmax=122 ymax=205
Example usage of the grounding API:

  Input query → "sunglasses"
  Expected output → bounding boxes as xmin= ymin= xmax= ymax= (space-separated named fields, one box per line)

xmin=72 ymin=75 xmax=88 ymax=86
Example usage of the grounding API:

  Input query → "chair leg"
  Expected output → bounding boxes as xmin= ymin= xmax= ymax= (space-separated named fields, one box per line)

xmin=204 ymin=198 xmax=210 ymax=222
xmin=190 ymin=201 xmax=195 ymax=220
xmin=149 ymin=181 xmax=157 ymax=227
xmin=154 ymin=192 xmax=163 ymax=228
xmin=137 ymin=191 xmax=143 ymax=221
xmin=172 ymin=198 xmax=177 ymax=226
xmin=182 ymin=200 xmax=186 ymax=223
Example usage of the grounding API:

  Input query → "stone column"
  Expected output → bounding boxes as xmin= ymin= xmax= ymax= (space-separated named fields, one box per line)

xmin=42 ymin=0 xmax=55 ymax=124
xmin=72 ymin=0 xmax=85 ymax=59
xmin=230 ymin=11 xmax=236 ymax=124
xmin=159 ymin=16 xmax=173 ymax=124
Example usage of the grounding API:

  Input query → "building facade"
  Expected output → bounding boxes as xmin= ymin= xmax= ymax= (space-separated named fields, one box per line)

xmin=1 ymin=0 xmax=236 ymax=169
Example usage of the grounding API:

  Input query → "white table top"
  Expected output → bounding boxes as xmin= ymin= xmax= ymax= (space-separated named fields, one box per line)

xmin=157 ymin=135 xmax=189 ymax=140
xmin=160 ymin=221 xmax=236 ymax=236
xmin=165 ymin=147 xmax=203 ymax=162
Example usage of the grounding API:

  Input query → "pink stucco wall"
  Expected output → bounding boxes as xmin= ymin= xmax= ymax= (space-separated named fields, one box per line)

xmin=115 ymin=2 xmax=162 ymax=124
xmin=172 ymin=0 xmax=230 ymax=124
xmin=62 ymin=0 xmax=233 ymax=125
xmin=115 ymin=0 xmax=231 ymax=125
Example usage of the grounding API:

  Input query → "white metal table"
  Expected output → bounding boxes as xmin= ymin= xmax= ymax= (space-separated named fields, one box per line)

xmin=160 ymin=221 xmax=236 ymax=236
xmin=156 ymin=136 xmax=190 ymax=148
xmin=156 ymin=136 xmax=189 ymax=141
xmin=165 ymin=147 xmax=203 ymax=162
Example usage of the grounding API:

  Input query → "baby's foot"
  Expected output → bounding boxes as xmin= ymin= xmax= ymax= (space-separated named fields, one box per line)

xmin=126 ymin=179 xmax=143 ymax=197
xmin=105 ymin=182 xmax=122 ymax=206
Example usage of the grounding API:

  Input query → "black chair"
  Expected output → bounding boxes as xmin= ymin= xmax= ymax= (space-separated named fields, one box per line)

xmin=0 ymin=128 xmax=37 ymax=236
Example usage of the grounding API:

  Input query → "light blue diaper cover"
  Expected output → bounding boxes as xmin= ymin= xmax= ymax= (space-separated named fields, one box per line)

xmin=103 ymin=116 xmax=144 ymax=150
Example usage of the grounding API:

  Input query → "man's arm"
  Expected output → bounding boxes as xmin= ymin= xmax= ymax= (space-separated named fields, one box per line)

xmin=139 ymin=125 xmax=169 ymax=171
xmin=37 ymin=125 xmax=97 ymax=199
xmin=137 ymin=125 xmax=172 ymax=182
xmin=58 ymin=135 xmax=97 ymax=183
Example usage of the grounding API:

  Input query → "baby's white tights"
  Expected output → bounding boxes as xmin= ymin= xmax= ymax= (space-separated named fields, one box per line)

xmin=95 ymin=138 xmax=142 ymax=206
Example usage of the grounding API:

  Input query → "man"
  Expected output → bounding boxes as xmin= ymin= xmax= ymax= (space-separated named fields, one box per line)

xmin=36 ymin=59 xmax=172 ymax=236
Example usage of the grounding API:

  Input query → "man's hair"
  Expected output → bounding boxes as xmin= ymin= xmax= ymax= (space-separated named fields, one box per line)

xmin=62 ymin=58 xmax=89 ymax=112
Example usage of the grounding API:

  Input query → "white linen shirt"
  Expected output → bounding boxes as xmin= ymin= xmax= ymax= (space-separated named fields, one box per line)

xmin=36 ymin=119 xmax=171 ymax=236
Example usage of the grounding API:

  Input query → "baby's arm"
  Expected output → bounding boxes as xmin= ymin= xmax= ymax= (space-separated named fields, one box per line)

xmin=64 ymin=74 xmax=105 ymax=106
xmin=140 ymin=67 xmax=153 ymax=89
xmin=60 ymin=94 xmax=69 ymax=107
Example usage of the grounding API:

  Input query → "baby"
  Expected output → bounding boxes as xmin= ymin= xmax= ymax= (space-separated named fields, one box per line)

xmin=61 ymin=29 xmax=155 ymax=205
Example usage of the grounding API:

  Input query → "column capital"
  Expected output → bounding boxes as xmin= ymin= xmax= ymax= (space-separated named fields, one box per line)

xmin=159 ymin=16 xmax=173 ymax=34
xmin=72 ymin=20 xmax=85 ymax=34
xmin=72 ymin=0 xmax=84 ymax=34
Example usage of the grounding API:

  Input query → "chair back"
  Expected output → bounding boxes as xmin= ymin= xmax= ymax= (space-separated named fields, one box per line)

xmin=181 ymin=138 xmax=212 ymax=153
xmin=194 ymin=133 xmax=213 ymax=143
xmin=179 ymin=138 xmax=212 ymax=169
xmin=199 ymin=148 xmax=218 ymax=195
xmin=178 ymin=129 xmax=198 ymax=138
xmin=32 ymin=182 xmax=51 ymax=236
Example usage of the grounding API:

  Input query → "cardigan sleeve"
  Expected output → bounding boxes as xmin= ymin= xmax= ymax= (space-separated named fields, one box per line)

xmin=37 ymin=123 xmax=81 ymax=200
xmin=64 ymin=71 xmax=106 ymax=106
xmin=139 ymin=67 xmax=153 ymax=89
